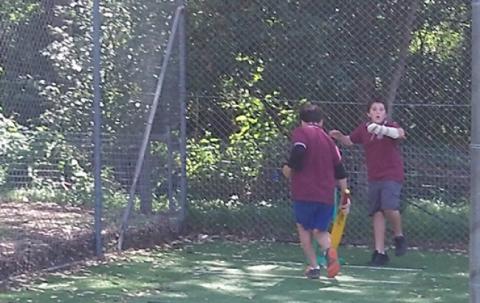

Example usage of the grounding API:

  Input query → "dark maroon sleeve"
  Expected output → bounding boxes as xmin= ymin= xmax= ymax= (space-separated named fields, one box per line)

xmin=291 ymin=127 xmax=308 ymax=148
xmin=349 ymin=123 xmax=365 ymax=144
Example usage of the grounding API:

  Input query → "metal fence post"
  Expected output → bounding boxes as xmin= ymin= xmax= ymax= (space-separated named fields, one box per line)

xmin=92 ymin=0 xmax=103 ymax=257
xmin=471 ymin=1 xmax=480 ymax=301
xmin=178 ymin=2 xmax=188 ymax=226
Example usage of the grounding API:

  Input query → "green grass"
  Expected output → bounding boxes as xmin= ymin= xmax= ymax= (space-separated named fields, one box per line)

xmin=0 ymin=241 xmax=468 ymax=303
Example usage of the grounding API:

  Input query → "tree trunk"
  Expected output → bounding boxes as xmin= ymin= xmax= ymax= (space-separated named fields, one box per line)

xmin=386 ymin=0 xmax=421 ymax=117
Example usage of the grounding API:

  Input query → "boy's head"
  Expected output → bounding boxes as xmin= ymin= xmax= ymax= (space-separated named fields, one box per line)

xmin=299 ymin=103 xmax=323 ymax=125
xmin=366 ymin=98 xmax=387 ymax=124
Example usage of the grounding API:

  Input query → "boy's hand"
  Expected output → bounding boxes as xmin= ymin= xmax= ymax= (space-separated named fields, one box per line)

xmin=329 ymin=130 xmax=343 ymax=139
xmin=330 ymin=130 xmax=354 ymax=146
xmin=340 ymin=189 xmax=351 ymax=214
xmin=282 ymin=164 xmax=292 ymax=179
xmin=367 ymin=123 xmax=381 ymax=134
xmin=340 ymin=197 xmax=351 ymax=214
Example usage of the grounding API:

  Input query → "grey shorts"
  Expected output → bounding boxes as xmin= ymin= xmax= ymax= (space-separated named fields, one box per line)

xmin=368 ymin=181 xmax=402 ymax=216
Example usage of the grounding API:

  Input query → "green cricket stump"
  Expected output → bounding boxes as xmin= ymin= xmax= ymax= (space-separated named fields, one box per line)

xmin=317 ymin=254 xmax=346 ymax=267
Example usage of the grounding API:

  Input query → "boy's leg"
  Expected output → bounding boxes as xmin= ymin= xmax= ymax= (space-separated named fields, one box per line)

xmin=294 ymin=202 xmax=319 ymax=268
xmin=313 ymin=229 xmax=330 ymax=249
xmin=368 ymin=211 xmax=390 ymax=266
xmin=313 ymin=230 xmax=339 ymax=278
xmin=311 ymin=201 xmax=339 ymax=278
xmin=297 ymin=224 xmax=321 ymax=279
xmin=381 ymin=182 xmax=407 ymax=256
xmin=385 ymin=210 xmax=407 ymax=256
xmin=297 ymin=224 xmax=317 ymax=268
xmin=373 ymin=211 xmax=386 ymax=253
xmin=368 ymin=182 xmax=389 ymax=265
xmin=384 ymin=209 xmax=403 ymax=237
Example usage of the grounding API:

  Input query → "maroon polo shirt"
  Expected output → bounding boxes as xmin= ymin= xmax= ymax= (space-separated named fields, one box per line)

xmin=349 ymin=121 xmax=404 ymax=182
xmin=290 ymin=124 xmax=342 ymax=204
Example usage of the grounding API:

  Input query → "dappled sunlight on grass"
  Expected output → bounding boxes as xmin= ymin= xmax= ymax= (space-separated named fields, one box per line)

xmin=0 ymin=241 xmax=468 ymax=303
xmin=197 ymin=279 xmax=257 ymax=297
xmin=246 ymin=264 xmax=279 ymax=272
xmin=335 ymin=273 xmax=413 ymax=285
xmin=315 ymin=286 xmax=363 ymax=294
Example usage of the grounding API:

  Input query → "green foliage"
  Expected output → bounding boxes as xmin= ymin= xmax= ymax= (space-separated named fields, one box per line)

xmin=0 ymin=0 xmax=40 ymax=23
xmin=186 ymin=196 xmax=468 ymax=248
xmin=411 ymin=22 xmax=463 ymax=60
xmin=187 ymin=57 xmax=295 ymax=200
xmin=0 ymin=111 xmax=30 ymax=186
xmin=40 ymin=0 xmax=137 ymax=133
xmin=0 ymin=0 xmax=472 ymax=237
xmin=38 ymin=0 xmax=178 ymax=135
xmin=187 ymin=198 xmax=295 ymax=239
xmin=187 ymin=133 xmax=221 ymax=177
xmin=187 ymin=0 xmax=470 ymax=104
xmin=402 ymin=198 xmax=468 ymax=246
xmin=1 ymin=0 xmax=180 ymax=211
xmin=0 ymin=113 xmax=127 ymax=206
xmin=0 ymin=164 xmax=129 ymax=208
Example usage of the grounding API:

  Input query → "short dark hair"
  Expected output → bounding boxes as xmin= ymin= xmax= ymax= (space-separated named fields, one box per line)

xmin=299 ymin=103 xmax=323 ymax=123
xmin=366 ymin=98 xmax=387 ymax=113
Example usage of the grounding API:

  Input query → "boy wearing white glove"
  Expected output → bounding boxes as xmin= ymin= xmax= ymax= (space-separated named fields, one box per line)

xmin=366 ymin=122 xmax=401 ymax=139
xmin=329 ymin=98 xmax=407 ymax=266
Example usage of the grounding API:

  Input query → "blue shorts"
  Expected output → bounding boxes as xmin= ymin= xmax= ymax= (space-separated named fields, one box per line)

xmin=293 ymin=201 xmax=334 ymax=231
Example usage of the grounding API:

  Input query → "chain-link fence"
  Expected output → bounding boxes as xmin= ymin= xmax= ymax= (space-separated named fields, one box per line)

xmin=0 ymin=0 xmax=186 ymax=280
xmin=0 ymin=0 xmax=472 ymax=281
xmin=185 ymin=0 xmax=470 ymax=250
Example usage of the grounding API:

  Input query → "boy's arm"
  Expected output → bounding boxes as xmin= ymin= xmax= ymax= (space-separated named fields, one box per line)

xmin=337 ymin=177 xmax=348 ymax=193
xmin=367 ymin=123 xmax=406 ymax=139
xmin=334 ymin=162 xmax=349 ymax=194
xmin=329 ymin=130 xmax=354 ymax=146
xmin=282 ymin=143 xmax=307 ymax=179
xmin=336 ymin=177 xmax=350 ymax=214
xmin=333 ymin=147 xmax=351 ymax=213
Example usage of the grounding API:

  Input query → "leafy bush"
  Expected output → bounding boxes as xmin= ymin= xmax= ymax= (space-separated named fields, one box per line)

xmin=187 ymin=56 xmax=296 ymax=201
xmin=0 ymin=113 xmax=128 ymax=207
xmin=186 ymin=196 xmax=468 ymax=249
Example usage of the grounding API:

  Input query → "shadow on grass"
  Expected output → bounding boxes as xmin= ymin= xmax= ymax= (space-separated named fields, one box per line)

xmin=0 ymin=240 xmax=468 ymax=303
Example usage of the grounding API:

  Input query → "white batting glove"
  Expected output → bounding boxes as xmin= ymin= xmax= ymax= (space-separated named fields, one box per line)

xmin=367 ymin=123 xmax=381 ymax=135
xmin=367 ymin=123 xmax=400 ymax=139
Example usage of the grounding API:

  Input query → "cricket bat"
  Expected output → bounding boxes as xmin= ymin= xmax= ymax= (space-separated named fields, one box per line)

xmin=330 ymin=189 xmax=351 ymax=249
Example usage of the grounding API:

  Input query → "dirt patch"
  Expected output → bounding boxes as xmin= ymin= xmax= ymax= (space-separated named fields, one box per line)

xmin=0 ymin=201 xmax=178 ymax=282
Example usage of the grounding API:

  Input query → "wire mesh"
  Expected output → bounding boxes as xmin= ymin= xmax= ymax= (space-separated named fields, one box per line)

xmin=0 ymin=0 xmax=471 ymax=282
xmin=0 ymin=0 xmax=185 ymax=279
xmin=185 ymin=0 xmax=470 ymax=250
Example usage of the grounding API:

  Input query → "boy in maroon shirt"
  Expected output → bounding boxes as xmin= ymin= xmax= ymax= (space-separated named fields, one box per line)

xmin=329 ymin=99 xmax=407 ymax=266
xmin=282 ymin=103 xmax=350 ymax=279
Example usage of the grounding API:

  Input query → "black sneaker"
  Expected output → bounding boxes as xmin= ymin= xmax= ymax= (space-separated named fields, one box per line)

xmin=394 ymin=236 xmax=407 ymax=256
xmin=304 ymin=266 xmax=321 ymax=279
xmin=368 ymin=250 xmax=389 ymax=266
